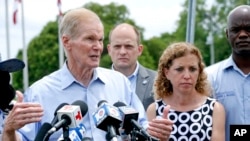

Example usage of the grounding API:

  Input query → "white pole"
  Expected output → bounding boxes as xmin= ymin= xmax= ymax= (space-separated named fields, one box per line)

xmin=186 ymin=0 xmax=196 ymax=43
xmin=5 ymin=0 xmax=14 ymax=84
xmin=57 ymin=0 xmax=64 ymax=68
xmin=5 ymin=0 xmax=10 ymax=59
xmin=58 ymin=16 xmax=64 ymax=68
xmin=20 ymin=0 xmax=29 ymax=90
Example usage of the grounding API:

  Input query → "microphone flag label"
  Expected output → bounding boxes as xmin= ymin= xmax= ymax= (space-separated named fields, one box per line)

xmin=75 ymin=111 xmax=82 ymax=120
xmin=230 ymin=125 xmax=250 ymax=141
xmin=57 ymin=105 xmax=83 ymax=128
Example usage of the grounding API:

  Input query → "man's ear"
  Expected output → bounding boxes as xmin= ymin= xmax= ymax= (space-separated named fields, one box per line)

xmin=107 ymin=44 xmax=111 ymax=55
xmin=225 ymin=28 xmax=229 ymax=40
xmin=138 ymin=44 xmax=143 ymax=56
xmin=62 ymin=35 xmax=70 ymax=50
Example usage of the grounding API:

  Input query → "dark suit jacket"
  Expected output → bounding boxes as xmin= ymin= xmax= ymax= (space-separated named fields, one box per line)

xmin=136 ymin=65 xmax=156 ymax=110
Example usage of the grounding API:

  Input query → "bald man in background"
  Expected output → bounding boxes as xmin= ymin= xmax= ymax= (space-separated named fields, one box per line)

xmin=107 ymin=23 xmax=156 ymax=110
xmin=205 ymin=5 xmax=250 ymax=141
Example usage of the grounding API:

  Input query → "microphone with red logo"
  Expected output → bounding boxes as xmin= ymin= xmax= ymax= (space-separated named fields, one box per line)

xmin=45 ymin=100 xmax=88 ymax=141
xmin=92 ymin=100 xmax=122 ymax=141
xmin=51 ymin=103 xmax=69 ymax=126
xmin=57 ymin=100 xmax=88 ymax=141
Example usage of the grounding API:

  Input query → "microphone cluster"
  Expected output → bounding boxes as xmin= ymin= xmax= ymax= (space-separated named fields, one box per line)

xmin=93 ymin=100 xmax=160 ymax=141
xmin=35 ymin=100 xmax=159 ymax=141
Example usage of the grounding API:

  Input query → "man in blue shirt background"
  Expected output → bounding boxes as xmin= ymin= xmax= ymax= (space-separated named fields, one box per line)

xmin=206 ymin=5 xmax=250 ymax=141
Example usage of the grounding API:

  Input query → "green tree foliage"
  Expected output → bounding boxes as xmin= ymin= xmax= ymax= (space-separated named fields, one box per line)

xmin=143 ymin=37 xmax=167 ymax=69
xmin=157 ymin=0 xmax=249 ymax=66
xmin=12 ymin=2 xmax=155 ymax=90
xmin=13 ymin=0 xmax=250 ymax=90
xmin=13 ymin=21 xmax=59 ymax=91
xmin=168 ymin=0 xmax=213 ymax=66
xmin=138 ymin=44 xmax=156 ymax=69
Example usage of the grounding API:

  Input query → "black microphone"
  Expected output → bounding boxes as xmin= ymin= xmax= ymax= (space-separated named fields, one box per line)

xmin=113 ymin=101 xmax=138 ymax=135
xmin=0 ymin=71 xmax=15 ymax=112
xmin=50 ymin=103 xmax=69 ymax=126
xmin=114 ymin=102 xmax=159 ymax=141
xmin=71 ymin=100 xmax=88 ymax=116
xmin=92 ymin=100 xmax=122 ymax=141
xmin=34 ymin=122 xmax=53 ymax=141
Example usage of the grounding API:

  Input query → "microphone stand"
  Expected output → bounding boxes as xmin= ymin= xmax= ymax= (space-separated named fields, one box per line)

xmin=131 ymin=124 xmax=160 ymax=141
xmin=130 ymin=128 xmax=138 ymax=141
xmin=106 ymin=125 xmax=118 ymax=141
xmin=62 ymin=125 xmax=70 ymax=141
xmin=43 ymin=131 xmax=52 ymax=141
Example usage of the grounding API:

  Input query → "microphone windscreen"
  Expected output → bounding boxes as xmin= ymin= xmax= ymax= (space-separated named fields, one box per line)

xmin=50 ymin=103 xmax=69 ymax=126
xmin=0 ymin=71 xmax=15 ymax=111
xmin=113 ymin=101 xmax=126 ymax=107
xmin=54 ymin=103 xmax=69 ymax=116
xmin=0 ymin=84 xmax=15 ymax=111
xmin=71 ymin=100 xmax=88 ymax=116
xmin=97 ymin=100 xmax=107 ymax=107
xmin=34 ymin=122 xmax=52 ymax=141
xmin=0 ymin=71 xmax=10 ymax=84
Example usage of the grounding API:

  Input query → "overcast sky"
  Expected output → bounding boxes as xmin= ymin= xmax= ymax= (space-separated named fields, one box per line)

xmin=0 ymin=0 xmax=185 ymax=60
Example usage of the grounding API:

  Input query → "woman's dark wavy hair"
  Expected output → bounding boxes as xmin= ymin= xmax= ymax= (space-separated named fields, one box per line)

xmin=154 ymin=42 xmax=211 ymax=100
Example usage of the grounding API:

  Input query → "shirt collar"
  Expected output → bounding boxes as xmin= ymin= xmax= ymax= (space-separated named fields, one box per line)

xmin=111 ymin=61 xmax=139 ymax=79
xmin=222 ymin=55 xmax=248 ymax=76
xmin=222 ymin=55 xmax=234 ymax=70
xmin=127 ymin=61 xmax=139 ymax=79
xmin=60 ymin=63 xmax=106 ymax=89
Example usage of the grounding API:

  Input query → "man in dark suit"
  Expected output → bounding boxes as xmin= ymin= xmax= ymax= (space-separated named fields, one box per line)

xmin=107 ymin=23 xmax=156 ymax=110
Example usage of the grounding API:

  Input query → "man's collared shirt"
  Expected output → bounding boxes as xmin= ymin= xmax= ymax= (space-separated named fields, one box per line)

xmin=17 ymin=63 xmax=148 ymax=141
xmin=205 ymin=55 xmax=250 ymax=141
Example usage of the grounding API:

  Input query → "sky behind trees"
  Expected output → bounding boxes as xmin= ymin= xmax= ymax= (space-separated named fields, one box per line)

xmin=0 ymin=0 xmax=184 ymax=60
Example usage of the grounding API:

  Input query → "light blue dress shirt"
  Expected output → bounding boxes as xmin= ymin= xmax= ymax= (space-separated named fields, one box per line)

xmin=0 ymin=109 xmax=7 ymax=141
xmin=17 ymin=63 xmax=148 ymax=141
xmin=0 ymin=110 xmax=4 ymax=135
xmin=127 ymin=62 xmax=139 ymax=93
xmin=205 ymin=55 xmax=250 ymax=141
xmin=111 ymin=61 xmax=139 ymax=92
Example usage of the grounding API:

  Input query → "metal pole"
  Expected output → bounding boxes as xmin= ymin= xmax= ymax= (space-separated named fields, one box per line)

xmin=57 ymin=0 xmax=64 ymax=68
xmin=186 ymin=0 xmax=196 ymax=43
xmin=206 ymin=14 xmax=215 ymax=65
xmin=21 ymin=0 xmax=29 ymax=90
xmin=5 ymin=0 xmax=14 ymax=84
xmin=58 ymin=16 xmax=64 ymax=68
xmin=208 ymin=31 xmax=215 ymax=65
xmin=210 ymin=36 xmax=215 ymax=65
xmin=5 ymin=0 xmax=10 ymax=59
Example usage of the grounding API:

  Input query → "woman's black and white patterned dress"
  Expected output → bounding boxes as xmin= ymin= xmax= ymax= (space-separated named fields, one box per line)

xmin=155 ymin=97 xmax=216 ymax=141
